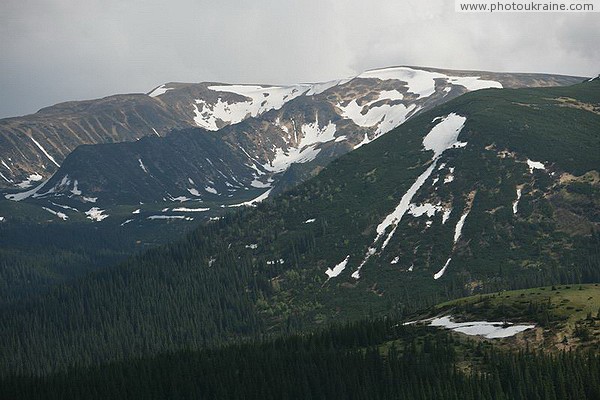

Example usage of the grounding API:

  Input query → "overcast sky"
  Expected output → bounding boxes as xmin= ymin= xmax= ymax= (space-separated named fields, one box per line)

xmin=1 ymin=0 xmax=598 ymax=118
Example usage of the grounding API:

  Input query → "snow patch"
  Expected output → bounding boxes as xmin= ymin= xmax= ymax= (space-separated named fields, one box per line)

xmin=188 ymin=188 xmax=201 ymax=197
xmin=71 ymin=180 xmax=82 ymax=196
xmin=193 ymin=84 xmax=311 ymax=130
xmin=434 ymin=258 xmax=452 ymax=280
xmin=228 ymin=188 xmax=272 ymax=207
xmin=42 ymin=207 xmax=68 ymax=220
xmin=138 ymin=158 xmax=148 ymax=173
xmin=513 ymin=188 xmax=522 ymax=214
xmin=132 ymin=209 xmax=141 ymax=214
xmin=358 ymin=67 xmax=501 ymax=98
xmin=453 ymin=210 xmax=470 ymax=244
xmin=17 ymin=173 xmax=43 ymax=189
xmin=304 ymin=218 xmax=316 ymax=224
xmin=85 ymin=207 xmax=108 ymax=222
xmin=325 ymin=255 xmax=350 ymax=278
xmin=148 ymin=84 xmax=173 ymax=97
xmin=429 ymin=316 xmax=535 ymax=339
xmin=527 ymin=159 xmax=545 ymax=173
xmin=120 ymin=219 xmax=134 ymax=226
xmin=204 ymin=186 xmax=218 ymax=195
xmin=263 ymin=119 xmax=337 ymax=173
xmin=147 ymin=215 xmax=194 ymax=221
xmin=391 ymin=256 xmax=399 ymax=264
xmin=245 ymin=243 xmax=258 ymax=249
xmin=172 ymin=207 xmax=210 ymax=212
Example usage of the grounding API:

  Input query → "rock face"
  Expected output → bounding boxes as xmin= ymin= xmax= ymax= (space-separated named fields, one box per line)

xmin=1 ymin=66 xmax=585 ymax=205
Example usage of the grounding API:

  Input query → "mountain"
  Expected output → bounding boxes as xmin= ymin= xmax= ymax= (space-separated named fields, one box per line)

xmin=2 ymin=67 xmax=584 ymax=209
xmin=0 ymin=79 xmax=597 ymax=375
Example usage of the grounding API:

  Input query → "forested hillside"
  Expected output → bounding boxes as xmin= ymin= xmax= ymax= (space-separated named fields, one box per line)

xmin=2 ymin=317 xmax=598 ymax=400
xmin=0 ymin=80 xmax=598 ymax=376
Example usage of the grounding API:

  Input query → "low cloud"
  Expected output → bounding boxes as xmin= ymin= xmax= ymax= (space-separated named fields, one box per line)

xmin=1 ymin=0 xmax=598 ymax=118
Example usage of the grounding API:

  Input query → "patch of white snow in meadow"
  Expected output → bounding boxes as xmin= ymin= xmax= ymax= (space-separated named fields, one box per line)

xmin=245 ymin=243 xmax=258 ymax=249
xmin=334 ymin=135 xmax=347 ymax=143
xmin=132 ymin=209 xmax=141 ymax=214
xmin=304 ymin=218 xmax=316 ymax=224
xmin=148 ymin=84 xmax=173 ymax=97
xmin=527 ymin=159 xmax=545 ymax=173
xmin=120 ymin=219 xmax=134 ymax=226
xmin=326 ymin=255 xmax=350 ymax=279
xmin=429 ymin=316 xmax=534 ymax=338
xmin=82 ymin=196 xmax=97 ymax=203
xmin=391 ymin=256 xmax=399 ymax=264
xmin=85 ymin=207 xmax=108 ymax=222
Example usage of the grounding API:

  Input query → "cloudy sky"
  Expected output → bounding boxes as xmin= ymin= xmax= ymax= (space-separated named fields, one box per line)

xmin=1 ymin=0 xmax=598 ymax=118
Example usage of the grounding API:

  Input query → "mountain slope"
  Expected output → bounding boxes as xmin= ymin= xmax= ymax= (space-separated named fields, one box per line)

xmin=2 ymin=67 xmax=584 ymax=207
xmin=0 ymin=79 xmax=598 ymax=375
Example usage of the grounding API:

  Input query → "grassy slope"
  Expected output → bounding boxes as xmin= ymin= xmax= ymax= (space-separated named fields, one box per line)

xmin=429 ymin=283 xmax=600 ymax=350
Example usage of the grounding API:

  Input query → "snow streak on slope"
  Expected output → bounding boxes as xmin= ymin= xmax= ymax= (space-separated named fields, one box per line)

xmin=352 ymin=114 xmax=468 ymax=279
xmin=29 ymin=136 xmax=60 ymax=167
xmin=434 ymin=207 xmax=471 ymax=280
xmin=42 ymin=207 xmax=68 ymax=220
xmin=513 ymin=188 xmax=522 ymax=214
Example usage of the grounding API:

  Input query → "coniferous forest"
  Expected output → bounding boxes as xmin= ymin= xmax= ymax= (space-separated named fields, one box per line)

xmin=1 ymin=319 xmax=598 ymax=400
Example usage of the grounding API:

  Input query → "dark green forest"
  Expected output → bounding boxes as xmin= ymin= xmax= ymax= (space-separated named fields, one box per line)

xmin=1 ymin=318 xmax=598 ymax=400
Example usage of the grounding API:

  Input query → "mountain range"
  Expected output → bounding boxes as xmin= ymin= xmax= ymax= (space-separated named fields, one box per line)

xmin=1 ymin=76 xmax=597 ymax=376
xmin=1 ymin=67 xmax=584 ymax=211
